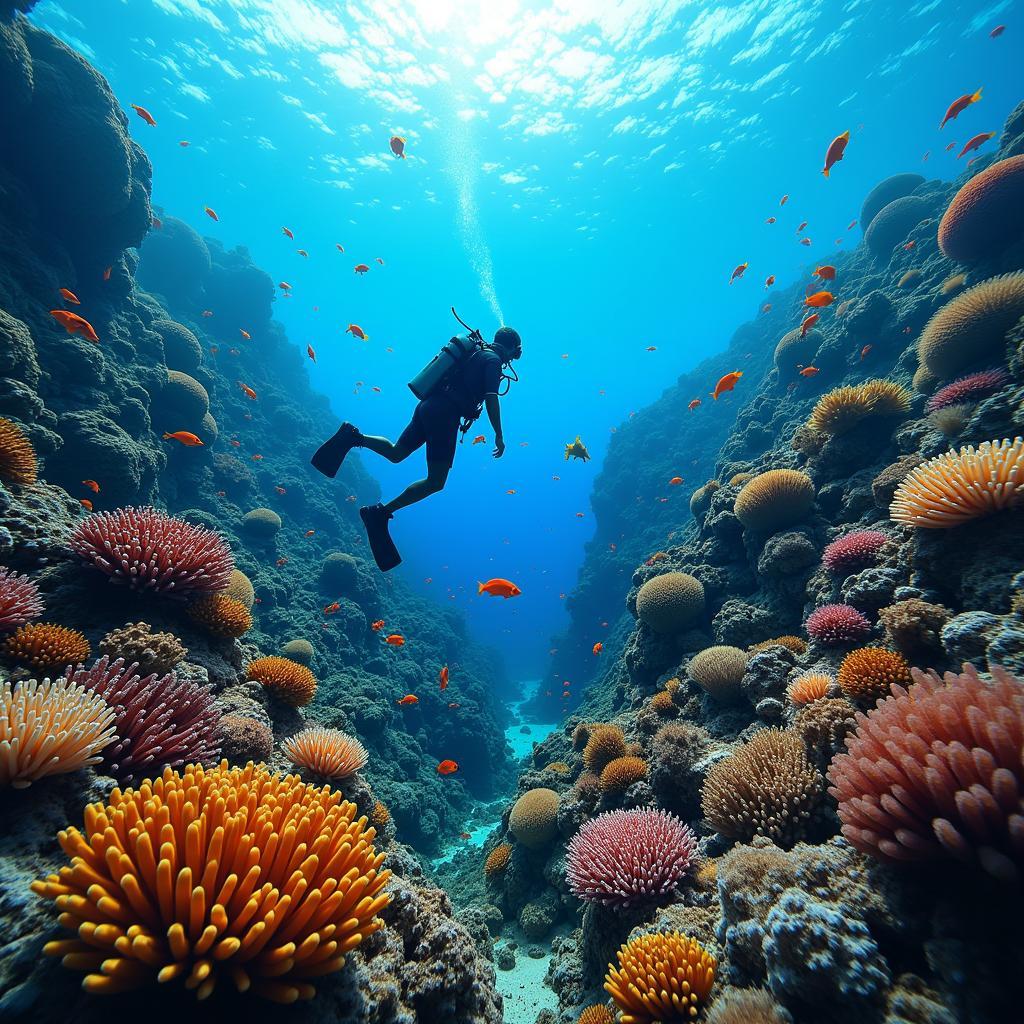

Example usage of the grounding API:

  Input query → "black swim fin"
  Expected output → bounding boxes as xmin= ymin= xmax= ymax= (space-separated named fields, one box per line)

xmin=360 ymin=504 xmax=402 ymax=572
xmin=311 ymin=422 xmax=360 ymax=478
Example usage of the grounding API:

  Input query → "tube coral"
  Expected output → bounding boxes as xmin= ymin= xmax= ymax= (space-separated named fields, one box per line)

xmin=283 ymin=725 xmax=369 ymax=779
xmin=0 ymin=567 xmax=43 ymax=633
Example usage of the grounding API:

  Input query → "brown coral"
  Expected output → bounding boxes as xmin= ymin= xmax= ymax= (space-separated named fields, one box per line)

xmin=648 ymin=690 xmax=677 ymax=714
xmin=583 ymin=724 xmax=628 ymax=772
xmin=636 ymin=572 xmax=705 ymax=633
xmin=186 ymin=592 xmax=253 ymax=639
xmin=31 ymin=761 xmax=391 ymax=1000
xmin=0 ymin=417 xmax=37 ymax=485
xmin=808 ymin=380 xmax=911 ymax=435
xmin=878 ymin=598 xmax=951 ymax=655
xmin=599 ymin=755 xmax=648 ymax=793
xmin=509 ymin=788 xmax=560 ymax=849
xmin=246 ymin=655 xmax=317 ymax=707
xmin=701 ymin=728 xmax=823 ymax=846
xmin=689 ymin=480 xmax=720 ymax=518
xmin=734 ymin=470 xmax=815 ymax=532
xmin=98 ymin=621 xmax=187 ymax=676
xmin=283 ymin=725 xmax=369 ymax=779
xmin=577 ymin=1006 xmax=614 ymax=1024
xmin=787 ymin=672 xmax=833 ymax=706
xmin=918 ymin=272 xmax=1024 ymax=379
xmin=688 ymin=645 xmax=747 ymax=701
xmin=794 ymin=697 xmax=856 ymax=770
xmin=706 ymin=988 xmax=792 ymax=1024
xmin=371 ymin=800 xmax=390 ymax=829
xmin=837 ymin=647 xmax=912 ymax=703
xmin=749 ymin=635 xmax=807 ymax=655
xmin=484 ymin=842 xmax=512 ymax=877
xmin=219 ymin=714 xmax=274 ymax=765
xmin=937 ymin=154 xmax=1024 ymax=263
xmin=2 ymin=623 xmax=90 ymax=674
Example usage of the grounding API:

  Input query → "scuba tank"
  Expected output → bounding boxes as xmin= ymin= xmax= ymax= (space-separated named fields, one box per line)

xmin=407 ymin=307 xmax=484 ymax=400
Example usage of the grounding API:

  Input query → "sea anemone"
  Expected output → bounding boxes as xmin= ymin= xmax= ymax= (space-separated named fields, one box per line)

xmin=599 ymin=755 xmax=648 ymax=793
xmin=2 ymin=623 xmax=90 ymax=674
xmin=68 ymin=657 xmax=221 ymax=781
xmin=283 ymin=725 xmax=369 ymax=779
xmin=937 ymin=154 xmax=1024 ymax=263
xmin=1 ymin=677 xmax=116 ymax=788
xmin=219 ymin=714 xmax=274 ymax=765
xmin=837 ymin=647 xmax=912 ymax=703
xmin=688 ymin=645 xmax=748 ymax=701
xmin=31 ymin=761 xmax=391 ymax=1000
xmin=821 ymin=530 xmax=887 ymax=574
xmin=734 ymin=469 xmax=815 ymax=532
xmin=97 ymin=621 xmax=187 ymax=676
xmin=0 ymin=417 xmax=38 ymax=485
xmin=566 ymin=807 xmax=696 ymax=908
xmin=702 ymin=728 xmax=823 ymax=846
xmin=605 ymin=931 xmax=716 ymax=1024
xmin=583 ymin=724 xmax=628 ymax=772
xmin=484 ymin=842 xmax=512 ymax=878
xmin=0 ymin=567 xmax=43 ymax=632
xmin=635 ymin=572 xmax=705 ymax=633
xmin=787 ymin=673 xmax=833 ymax=706
xmin=924 ymin=368 xmax=1009 ymax=412
xmin=70 ymin=506 xmax=235 ymax=597
xmin=890 ymin=438 xmax=1024 ymax=527
xmin=918 ymin=273 xmax=1024 ymax=379
xmin=246 ymin=655 xmax=317 ymax=707
xmin=808 ymin=380 xmax=911 ymax=435
xmin=186 ymin=593 xmax=253 ymax=638
xmin=805 ymin=604 xmax=872 ymax=646
xmin=509 ymin=788 xmax=560 ymax=849
xmin=828 ymin=664 xmax=1024 ymax=882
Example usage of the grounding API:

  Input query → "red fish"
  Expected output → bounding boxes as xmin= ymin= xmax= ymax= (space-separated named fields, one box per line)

xmin=711 ymin=370 xmax=742 ymax=400
xmin=251 ymin=454 xmax=263 ymax=461
xmin=390 ymin=135 xmax=406 ymax=158
xmin=307 ymin=344 xmax=316 ymax=362
xmin=276 ymin=557 xmax=288 ymax=566
xmin=471 ymin=435 xmax=486 ymax=445
xmin=179 ymin=140 xmax=190 ymax=147
xmin=764 ymin=275 xmax=775 ymax=288
xmin=478 ymin=578 xmax=521 ymax=598
xmin=103 ymin=266 xmax=112 ymax=281
xmin=593 ymin=642 xmax=603 ymax=655
xmin=282 ymin=226 xmax=294 ymax=239
xmin=822 ymin=130 xmax=850 ymax=177
xmin=439 ymin=665 xmax=449 ymax=690
xmin=59 ymin=287 xmax=80 ymax=305
xmin=371 ymin=619 xmax=385 ymax=631
xmin=396 ymin=694 xmax=419 ymax=705
xmin=238 ymin=382 xmax=257 ymax=400
xmin=688 ymin=398 xmax=701 ymax=411
xmin=385 ymin=633 xmax=405 ymax=646
xmin=354 ymin=264 xmax=369 ymax=275
xmin=765 ymin=216 xmax=776 ymax=224
xmin=460 ymin=832 xmax=471 ymax=839
xmin=279 ymin=281 xmax=292 ymax=291
xmin=847 ymin=219 xmax=857 ymax=230
xmin=436 ymin=760 xmax=459 ymax=775
xmin=204 ymin=206 xmax=219 ymax=221
xmin=669 ymin=476 xmax=683 ymax=485
xmin=50 ymin=309 xmax=99 ymax=343
xmin=324 ymin=602 xmax=341 ymax=615
xmin=799 ymin=366 xmax=820 ymax=377
xmin=796 ymin=220 xmax=808 ymax=233
xmin=81 ymin=479 xmax=100 ymax=493
xmin=729 ymin=262 xmax=748 ymax=284
xmin=448 ymin=702 xmax=460 ymax=709
xmin=940 ymin=89 xmax=982 ymax=129
xmin=780 ymin=194 xmax=789 ymax=206
xmin=304 ymin=529 xmax=315 ymax=537
xmin=813 ymin=265 xmax=836 ymax=281
xmin=804 ymin=291 xmax=834 ymax=308
xmin=79 ymin=499 xmax=93 ymax=511
xmin=130 ymin=104 xmax=156 ymax=126
xmin=990 ymin=24 xmax=1005 ymax=38
xmin=163 ymin=431 xmax=204 ymax=446
xmin=229 ymin=439 xmax=240 ymax=447
xmin=958 ymin=132 xmax=995 ymax=158
xmin=800 ymin=237 xmax=812 ymax=246
xmin=274 ymin=486 xmax=286 ymax=495
xmin=800 ymin=313 xmax=820 ymax=337
xmin=346 ymin=324 xmax=369 ymax=340
xmin=860 ymin=344 xmax=873 ymax=360
xmin=903 ymin=241 xmax=916 ymax=251
xmin=945 ymin=142 xmax=957 ymax=152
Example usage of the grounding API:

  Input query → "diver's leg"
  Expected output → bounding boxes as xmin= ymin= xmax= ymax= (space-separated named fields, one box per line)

xmin=382 ymin=462 xmax=449 ymax=515
xmin=358 ymin=434 xmax=413 ymax=463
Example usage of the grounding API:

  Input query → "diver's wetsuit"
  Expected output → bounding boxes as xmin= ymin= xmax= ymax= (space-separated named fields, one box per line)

xmin=397 ymin=345 xmax=504 ymax=467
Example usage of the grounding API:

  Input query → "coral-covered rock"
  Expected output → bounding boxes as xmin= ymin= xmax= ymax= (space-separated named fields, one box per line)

xmin=137 ymin=218 xmax=211 ymax=305
xmin=97 ymin=621 xmax=186 ymax=676
xmin=938 ymin=154 xmax=1024 ymax=262
xmin=218 ymin=713 xmax=273 ymax=765
xmin=860 ymin=173 xmax=925 ymax=232
xmin=864 ymin=195 xmax=933 ymax=258
xmin=150 ymin=318 xmax=203 ymax=373
xmin=241 ymin=506 xmax=282 ymax=537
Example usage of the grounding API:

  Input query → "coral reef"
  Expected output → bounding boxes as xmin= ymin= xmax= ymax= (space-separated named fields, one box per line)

xmin=218 ymin=713 xmax=273 ymax=764
xmin=96 ymin=621 xmax=186 ymax=676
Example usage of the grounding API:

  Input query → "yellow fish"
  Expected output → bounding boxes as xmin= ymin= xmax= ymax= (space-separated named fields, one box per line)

xmin=564 ymin=436 xmax=591 ymax=462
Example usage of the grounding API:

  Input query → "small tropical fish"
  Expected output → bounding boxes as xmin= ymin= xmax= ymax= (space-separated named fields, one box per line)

xmin=796 ymin=220 xmax=808 ymax=233
xmin=375 ymin=257 xmax=384 ymax=265
xmin=282 ymin=227 xmax=294 ymax=239
xmin=765 ymin=216 xmax=776 ymax=224
xmin=103 ymin=266 xmax=112 ymax=281
xmin=762 ymin=303 xmax=772 ymax=313
xmin=448 ymin=702 xmax=460 ymax=709
xmin=59 ymin=287 xmax=80 ymax=305
xmin=688 ymin=398 xmax=701 ymax=411
xmin=565 ymin=436 xmax=591 ymax=461
xmin=50 ymin=309 xmax=99 ymax=342
xmin=460 ymin=832 xmax=471 ymax=839
xmin=307 ymin=344 xmax=316 ymax=362
xmin=81 ymin=479 xmax=100 ymax=493
xmin=799 ymin=237 xmax=812 ymax=246
xmin=780 ymin=194 xmax=789 ymax=206
xmin=813 ymin=265 xmax=836 ymax=281
xmin=711 ymin=370 xmax=742 ymax=400
xmin=940 ymin=88 xmax=982 ymax=129
xmin=216 ymin=490 xmax=226 ymax=497
xmin=251 ymin=454 xmax=263 ymax=461
xmin=764 ymin=275 xmax=775 ymax=288
xmin=860 ymin=344 xmax=873 ymax=360
xmin=436 ymin=760 xmax=460 ymax=777
xmin=944 ymin=142 xmax=957 ymax=152
xmin=304 ymin=529 xmax=315 ymax=537
xmin=472 ymin=435 xmax=486 ymax=445
xmin=130 ymin=103 xmax=156 ymax=126
xmin=990 ymin=24 xmax=1005 ymax=38
xmin=202 ymin=310 xmax=214 ymax=317
xmin=804 ymin=291 xmax=834 ymax=308
xmin=204 ymin=206 xmax=219 ymax=221
xmin=645 ymin=345 xmax=657 ymax=352
xmin=800 ymin=313 xmax=820 ymax=337
xmin=324 ymin=602 xmax=340 ymax=615
xmin=79 ymin=498 xmax=93 ymax=511
xmin=371 ymin=620 xmax=385 ymax=631
xmin=274 ymin=486 xmax=286 ymax=495
xmin=229 ymin=439 xmax=240 ymax=447
xmin=336 ymin=243 xmax=345 ymax=253
xmin=238 ymin=382 xmax=257 ymax=400
xmin=346 ymin=324 xmax=369 ymax=340
xmin=729 ymin=261 xmax=748 ymax=284
xmin=505 ymin=489 xmax=516 ymax=495
xmin=279 ymin=281 xmax=292 ymax=291
xmin=847 ymin=219 xmax=857 ymax=230
xmin=239 ymin=329 xmax=251 ymax=340
xmin=478 ymin=578 xmax=521 ymax=598
xmin=593 ymin=642 xmax=603 ymax=655
xmin=439 ymin=665 xmax=449 ymax=690
xmin=396 ymin=694 xmax=419 ymax=705
xmin=922 ymin=150 xmax=931 ymax=162
xmin=552 ymin=474 xmax=561 ymax=480
xmin=959 ymin=132 xmax=995 ymax=158
xmin=163 ymin=430 xmax=204 ymax=446
xmin=669 ymin=476 xmax=683 ymax=485
xmin=390 ymin=135 xmax=406 ymax=158
xmin=179 ymin=140 xmax=190 ymax=147
xmin=385 ymin=633 xmax=405 ymax=646
xmin=575 ymin=512 xmax=585 ymax=518
xmin=353 ymin=263 xmax=371 ymax=276
xmin=799 ymin=366 xmax=820 ymax=377
xmin=371 ymin=386 xmax=381 ymax=393
xmin=276 ymin=557 xmax=288 ymax=566
xmin=297 ymin=249 xmax=308 ymax=258
xmin=822 ymin=129 xmax=850 ymax=177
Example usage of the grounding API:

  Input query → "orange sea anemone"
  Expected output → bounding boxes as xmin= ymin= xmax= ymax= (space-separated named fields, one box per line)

xmin=245 ymin=655 xmax=317 ymax=707
xmin=282 ymin=725 xmax=368 ymax=779
xmin=2 ymin=622 xmax=90 ymax=674
xmin=186 ymin=593 xmax=253 ymax=638
xmin=599 ymin=755 xmax=648 ymax=793
xmin=787 ymin=673 xmax=833 ymax=706
xmin=0 ymin=417 xmax=37 ymax=485
xmin=837 ymin=647 xmax=912 ymax=703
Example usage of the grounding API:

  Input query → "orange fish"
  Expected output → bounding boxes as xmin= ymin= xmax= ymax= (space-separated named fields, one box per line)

xmin=179 ymin=140 xmax=190 ymax=147
xmin=297 ymin=249 xmax=308 ymax=259
xmin=354 ymin=264 xmax=370 ymax=275
xmin=436 ymin=760 xmax=458 ymax=776
xmin=669 ymin=476 xmax=683 ymax=485
xmin=959 ymin=132 xmax=995 ymax=158
xmin=804 ymin=291 xmax=834 ymax=308
xmin=251 ymin=454 xmax=263 ymax=462
xmin=645 ymin=345 xmax=657 ymax=352
xmin=688 ymin=398 xmax=701 ymax=411
xmin=81 ymin=479 xmax=100 ymax=493
xmin=991 ymin=24 xmax=1005 ymax=38
xmin=711 ymin=370 xmax=742 ymax=400
xmin=50 ymin=309 xmax=99 ymax=343
xmin=238 ymin=382 xmax=257 ymax=400
xmin=729 ymin=262 xmax=748 ymax=284
xmin=800 ymin=313 xmax=820 ymax=337
xmin=592 ymin=642 xmax=603 ymax=655
xmin=764 ymin=275 xmax=775 ymax=288
xmin=385 ymin=633 xmax=405 ymax=646
xmin=390 ymin=135 xmax=406 ymax=158
xmin=799 ymin=237 xmax=812 ymax=246
xmin=799 ymin=366 xmax=820 ymax=377
xmin=346 ymin=324 xmax=369 ymax=340
xmin=780 ymin=194 xmax=789 ymax=206
xmin=103 ymin=266 xmax=112 ymax=281
xmin=130 ymin=104 xmax=156 ymax=126
xmin=371 ymin=619 xmax=385 ymax=631
xmin=813 ymin=265 xmax=836 ymax=281
xmin=304 ymin=529 xmax=315 ymax=537
xmin=478 ymin=578 xmax=521 ymax=599
xmin=239 ymin=329 xmax=251 ymax=340
xmin=903 ymin=241 xmax=916 ymax=251
xmin=396 ymin=694 xmax=419 ymax=705
xmin=765 ymin=216 xmax=776 ymax=224
xmin=59 ymin=287 xmax=80 ymax=305
xmin=505 ymin=489 xmax=516 ymax=495
xmin=282 ymin=227 xmax=294 ymax=239
xmin=336 ymin=243 xmax=345 ymax=253
xmin=324 ymin=602 xmax=341 ymax=615
xmin=797 ymin=220 xmax=808 ymax=233
xmin=471 ymin=435 xmax=486 ymax=445
xmin=276 ymin=557 xmax=288 ymax=566
xmin=274 ymin=486 xmax=286 ymax=495
xmin=860 ymin=344 xmax=873 ymax=360
xmin=439 ymin=665 xmax=449 ymax=690
xmin=202 ymin=310 xmax=214 ymax=317
xmin=79 ymin=498 xmax=93 ymax=511
xmin=307 ymin=344 xmax=316 ymax=362
xmin=940 ymin=88 xmax=982 ymax=129
xmin=822 ymin=129 xmax=850 ymax=177
xmin=204 ymin=206 xmax=219 ymax=222
xmin=163 ymin=431 xmax=204 ymax=446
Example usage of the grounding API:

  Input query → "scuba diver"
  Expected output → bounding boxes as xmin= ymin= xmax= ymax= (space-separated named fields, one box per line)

xmin=311 ymin=315 xmax=522 ymax=571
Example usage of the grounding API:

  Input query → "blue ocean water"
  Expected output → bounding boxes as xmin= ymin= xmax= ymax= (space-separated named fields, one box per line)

xmin=29 ymin=0 xmax=1021 ymax=682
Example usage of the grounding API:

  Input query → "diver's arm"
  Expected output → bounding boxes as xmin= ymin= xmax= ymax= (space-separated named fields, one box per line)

xmin=485 ymin=394 xmax=505 ymax=458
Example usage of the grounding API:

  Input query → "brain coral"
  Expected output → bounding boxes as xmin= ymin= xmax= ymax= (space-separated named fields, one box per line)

xmin=702 ymin=728 xmax=823 ymax=846
xmin=246 ymin=655 xmax=317 ymax=707
xmin=583 ymin=723 xmax=628 ymax=772
xmin=151 ymin=318 xmax=202 ymax=372
xmin=828 ymin=664 xmax=1024 ymax=882
xmin=281 ymin=637 xmax=314 ymax=665
xmin=69 ymin=656 xmax=221 ymax=781
xmin=566 ymin=807 xmax=696 ymax=908
xmin=1 ymin=677 xmax=116 ymax=788
xmin=605 ymin=931 xmax=716 ymax=1024
xmin=734 ymin=470 xmax=815 ymax=532
xmin=859 ymin=172 xmax=925 ymax=232
xmin=321 ymin=551 xmax=360 ymax=590
xmin=156 ymin=369 xmax=209 ymax=427
xmin=484 ymin=842 xmax=512 ymax=877
xmin=186 ymin=592 xmax=253 ymax=639
xmin=822 ymin=530 xmax=887 ymax=573
xmin=706 ymin=989 xmax=793 ymax=1024
xmin=689 ymin=480 xmax=719 ymax=518
xmin=808 ymin=380 xmax=911 ymax=435
xmin=2 ymin=623 xmax=90 ymax=674
xmin=918 ymin=273 xmax=1024 ymax=379
xmin=787 ymin=673 xmax=833 ymax=706
xmin=242 ymin=507 xmax=282 ymax=537
xmin=773 ymin=327 xmax=822 ymax=376
xmin=937 ymin=154 xmax=1024 ymax=262
xmin=225 ymin=568 xmax=255 ymax=608
xmin=509 ymin=787 xmax=560 ymax=849
xmin=219 ymin=713 xmax=274 ymax=765
xmin=599 ymin=755 xmax=648 ymax=793
xmin=71 ymin=506 xmax=235 ymax=597
xmin=805 ymin=604 xmax=872 ymax=646
xmin=0 ymin=417 xmax=37 ymax=485
xmin=636 ymin=572 xmax=705 ymax=633
xmin=837 ymin=647 xmax=912 ymax=703
xmin=283 ymin=725 xmax=369 ymax=779
xmin=890 ymin=438 xmax=1024 ymax=527
xmin=864 ymin=195 xmax=931 ymax=258
xmin=925 ymin=367 xmax=1009 ymax=413
xmin=31 ymin=761 xmax=391 ymax=1000
xmin=688 ymin=645 xmax=748 ymax=701
xmin=0 ymin=567 xmax=43 ymax=632
xmin=98 ymin=621 xmax=187 ymax=676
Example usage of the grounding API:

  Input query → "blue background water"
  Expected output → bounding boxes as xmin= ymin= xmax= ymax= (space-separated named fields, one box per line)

xmin=30 ymin=0 xmax=1021 ymax=680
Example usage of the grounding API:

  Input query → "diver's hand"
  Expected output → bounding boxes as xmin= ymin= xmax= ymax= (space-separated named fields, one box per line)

xmin=493 ymin=436 xmax=506 ymax=459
